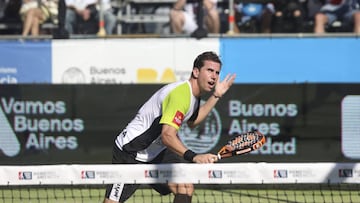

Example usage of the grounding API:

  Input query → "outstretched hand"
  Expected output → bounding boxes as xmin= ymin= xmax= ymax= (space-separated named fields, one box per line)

xmin=214 ymin=74 xmax=236 ymax=97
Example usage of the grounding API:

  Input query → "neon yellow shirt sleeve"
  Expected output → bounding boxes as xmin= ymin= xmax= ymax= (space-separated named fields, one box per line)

xmin=160 ymin=83 xmax=191 ymax=130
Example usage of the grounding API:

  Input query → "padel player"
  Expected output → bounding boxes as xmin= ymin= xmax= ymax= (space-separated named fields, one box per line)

xmin=104 ymin=51 xmax=236 ymax=203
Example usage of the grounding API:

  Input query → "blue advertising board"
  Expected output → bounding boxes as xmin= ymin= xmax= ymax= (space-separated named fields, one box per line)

xmin=0 ymin=40 xmax=52 ymax=83
xmin=219 ymin=37 xmax=360 ymax=83
xmin=0 ymin=37 xmax=359 ymax=84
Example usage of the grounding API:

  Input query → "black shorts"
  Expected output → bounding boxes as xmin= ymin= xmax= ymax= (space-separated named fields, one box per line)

xmin=104 ymin=145 xmax=188 ymax=202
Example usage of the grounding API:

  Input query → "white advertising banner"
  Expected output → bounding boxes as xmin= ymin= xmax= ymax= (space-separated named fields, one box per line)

xmin=52 ymin=38 xmax=219 ymax=84
xmin=1 ymin=163 xmax=360 ymax=185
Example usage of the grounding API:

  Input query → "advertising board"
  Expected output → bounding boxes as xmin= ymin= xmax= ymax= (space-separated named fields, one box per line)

xmin=1 ymin=84 xmax=359 ymax=164
xmin=0 ymin=40 xmax=52 ymax=83
xmin=51 ymin=38 xmax=219 ymax=84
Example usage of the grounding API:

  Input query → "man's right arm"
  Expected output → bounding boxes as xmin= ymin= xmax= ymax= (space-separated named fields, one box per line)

xmin=161 ymin=124 xmax=218 ymax=163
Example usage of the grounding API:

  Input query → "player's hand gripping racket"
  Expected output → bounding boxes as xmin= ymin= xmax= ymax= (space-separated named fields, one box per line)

xmin=217 ymin=130 xmax=266 ymax=159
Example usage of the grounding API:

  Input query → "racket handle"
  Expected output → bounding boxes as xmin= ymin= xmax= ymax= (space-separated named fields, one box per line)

xmin=217 ymin=153 xmax=233 ymax=159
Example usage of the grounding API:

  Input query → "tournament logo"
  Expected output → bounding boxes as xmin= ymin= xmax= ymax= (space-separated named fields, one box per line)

xmin=178 ymin=102 xmax=222 ymax=153
xmin=208 ymin=170 xmax=222 ymax=178
xmin=273 ymin=169 xmax=288 ymax=178
xmin=18 ymin=171 xmax=32 ymax=180
xmin=145 ymin=170 xmax=159 ymax=178
xmin=339 ymin=169 xmax=353 ymax=178
xmin=81 ymin=171 xmax=95 ymax=179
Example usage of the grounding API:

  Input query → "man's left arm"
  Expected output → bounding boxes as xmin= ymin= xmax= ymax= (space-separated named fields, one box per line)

xmin=189 ymin=73 xmax=236 ymax=127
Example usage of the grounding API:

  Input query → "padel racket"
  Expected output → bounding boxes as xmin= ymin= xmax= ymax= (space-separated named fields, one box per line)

xmin=217 ymin=130 xmax=266 ymax=159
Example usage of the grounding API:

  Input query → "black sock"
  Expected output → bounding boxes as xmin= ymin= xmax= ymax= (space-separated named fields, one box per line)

xmin=173 ymin=194 xmax=192 ymax=203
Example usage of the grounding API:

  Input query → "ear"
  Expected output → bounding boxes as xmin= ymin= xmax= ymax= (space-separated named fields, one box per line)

xmin=192 ymin=68 xmax=200 ymax=79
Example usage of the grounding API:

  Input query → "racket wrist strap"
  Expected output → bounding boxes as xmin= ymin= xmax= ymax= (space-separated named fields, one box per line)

xmin=183 ymin=149 xmax=197 ymax=162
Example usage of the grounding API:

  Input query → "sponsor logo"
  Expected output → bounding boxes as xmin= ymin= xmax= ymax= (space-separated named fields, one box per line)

xmin=178 ymin=103 xmax=222 ymax=153
xmin=145 ymin=170 xmax=159 ymax=178
xmin=208 ymin=170 xmax=222 ymax=178
xmin=0 ymin=106 xmax=20 ymax=157
xmin=172 ymin=111 xmax=184 ymax=127
xmin=137 ymin=68 xmax=189 ymax=83
xmin=18 ymin=171 xmax=32 ymax=180
xmin=110 ymin=183 xmax=123 ymax=200
xmin=81 ymin=171 xmax=95 ymax=179
xmin=62 ymin=67 xmax=86 ymax=84
xmin=229 ymin=100 xmax=298 ymax=155
xmin=0 ymin=97 xmax=84 ymax=157
xmin=339 ymin=169 xmax=353 ymax=177
xmin=341 ymin=95 xmax=360 ymax=159
xmin=273 ymin=169 xmax=288 ymax=178
xmin=0 ymin=67 xmax=18 ymax=84
xmin=62 ymin=66 xmax=127 ymax=84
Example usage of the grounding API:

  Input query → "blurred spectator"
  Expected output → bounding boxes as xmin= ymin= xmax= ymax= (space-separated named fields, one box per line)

xmin=306 ymin=0 xmax=324 ymax=20
xmin=65 ymin=0 xmax=98 ymax=34
xmin=169 ymin=0 xmax=220 ymax=34
xmin=0 ymin=0 xmax=22 ymax=34
xmin=314 ymin=0 xmax=360 ymax=33
xmin=272 ymin=0 xmax=306 ymax=33
xmin=19 ymin=0 xmax=58 ymax=36
xmin=97 ymin=0 xmax=117 ymax=35
xmin=0 ymin=0 xmax=8 ymax=19
xmin=65 ymin=0 xmax=116 ymax=35
xmin=233 ymin=2 xmax=274 ymax=33
xmin=52 ymin=0 xmax=69 ymax=38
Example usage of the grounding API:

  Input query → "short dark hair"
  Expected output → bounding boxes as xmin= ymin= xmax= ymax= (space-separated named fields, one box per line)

xmin=193 ymin=51 xmax=222 ymax=69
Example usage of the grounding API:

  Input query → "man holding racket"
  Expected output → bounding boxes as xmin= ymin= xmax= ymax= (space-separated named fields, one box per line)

xmin=104 ymin=51 xmax=236 ymax=203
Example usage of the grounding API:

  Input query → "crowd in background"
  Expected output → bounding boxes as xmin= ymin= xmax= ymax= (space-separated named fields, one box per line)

xmin=0 ymin=0 xmax=359 ymax=37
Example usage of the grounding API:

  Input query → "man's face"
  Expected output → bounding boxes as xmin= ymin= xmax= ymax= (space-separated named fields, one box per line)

xmin=194 ymin=60 xmax=221 ymax=93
